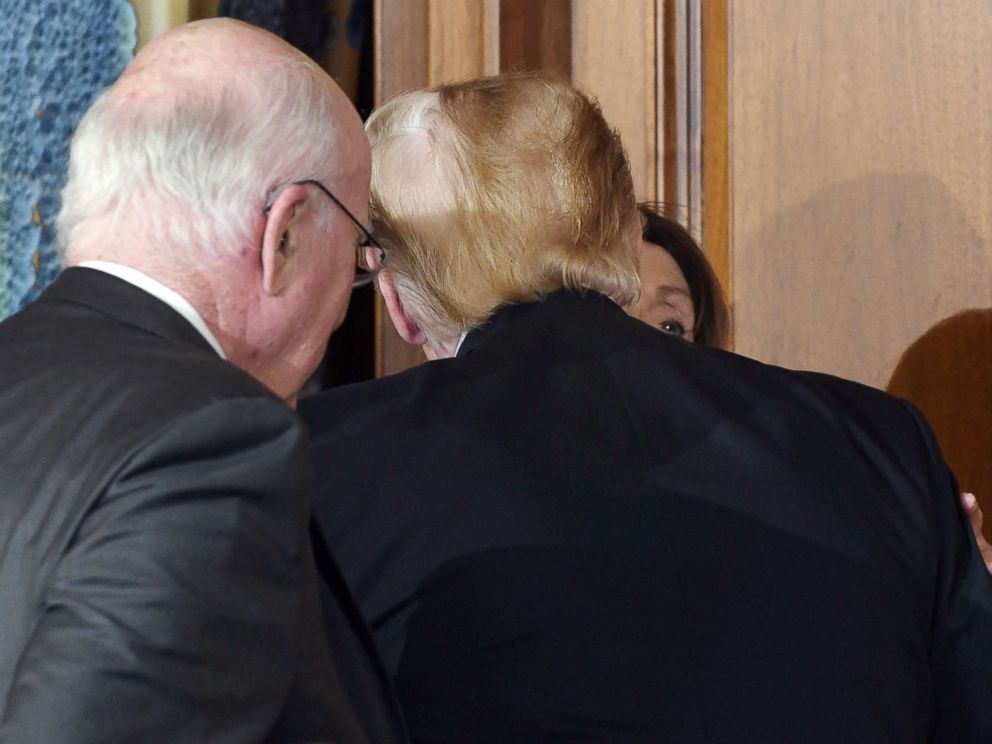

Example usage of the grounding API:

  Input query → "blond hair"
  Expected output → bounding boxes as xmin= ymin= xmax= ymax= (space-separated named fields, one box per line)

xmin=366 ymin=73 xmax=640 ymax=341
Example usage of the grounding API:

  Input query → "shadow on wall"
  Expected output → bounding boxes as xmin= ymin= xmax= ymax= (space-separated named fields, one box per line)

xmin=737 ymin=173 xmax=990 ymax=389
xmin=887 ymin=308 xmax=992 ymax=530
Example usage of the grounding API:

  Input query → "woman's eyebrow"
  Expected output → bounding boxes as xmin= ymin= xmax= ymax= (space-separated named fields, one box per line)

xmin=650 ymin=285 xmax=692 ymax=303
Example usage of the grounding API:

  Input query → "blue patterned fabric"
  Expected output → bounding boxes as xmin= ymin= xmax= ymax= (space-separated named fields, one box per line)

xmin=0 ymin=0 xmax=136 ymax=318
xmin=0 ymin=142 xmax=9 ymax=315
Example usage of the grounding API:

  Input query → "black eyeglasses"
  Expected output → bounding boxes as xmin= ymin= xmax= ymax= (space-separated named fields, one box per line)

xmin=263 ymin=178 xmax=386 ymax=288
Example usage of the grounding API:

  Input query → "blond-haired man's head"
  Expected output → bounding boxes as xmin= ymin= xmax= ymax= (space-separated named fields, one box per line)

xmin=366 ymin=73 xmax=640 ymax=356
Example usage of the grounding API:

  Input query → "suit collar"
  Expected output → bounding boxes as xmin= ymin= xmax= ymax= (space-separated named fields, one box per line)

xmin=457 ymin=288 xmax=623 ymax=358
xmin=42 ymin=267 xmax=218 ymax=357
xmin=77 ymin=261 xmax=226 ymax=358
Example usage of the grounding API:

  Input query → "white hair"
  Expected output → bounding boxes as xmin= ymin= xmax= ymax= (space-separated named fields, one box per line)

xmin=58 ymin=56 xmax=340 ymax=264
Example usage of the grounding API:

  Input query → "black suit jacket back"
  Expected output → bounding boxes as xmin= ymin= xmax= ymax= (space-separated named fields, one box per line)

xmin=304 ymin=289 xmax=992 ymax=743
xmin=0 ymin=268 xmax=405 ymax=744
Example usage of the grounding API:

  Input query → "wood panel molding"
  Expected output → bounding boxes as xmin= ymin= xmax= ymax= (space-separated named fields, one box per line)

xmin=374 ymin=0 xmax=430 ymax=377
xmin=661 ymin=0 xmax=731 ymax=344
xmin=375 ymin=0 xmax=429 ymax=101
xmin=571 ymin=0 xmax=658 ymax=201
xmin=374 ymin=0 xmax=499 ymax=377
xmin=659 ymin=0 xmax=683 ymax=219
xmin=428 ymin=0 xmax=499 ymax=85
xmin=659 ymin=0 xmax=701 ymax=230
xmin=700 ymin=0 xmax=730 ymax=342
xmin=499 ymin=0 xmax=571 ymax=77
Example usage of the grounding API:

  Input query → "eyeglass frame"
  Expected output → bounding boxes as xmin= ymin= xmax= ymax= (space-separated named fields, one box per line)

xmin=263 ymin=178 xmax=386 ymax=288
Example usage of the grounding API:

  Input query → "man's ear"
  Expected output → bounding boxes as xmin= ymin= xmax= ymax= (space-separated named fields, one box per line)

xmin=260 ymin=183 xmax=309 ymax=296
xmin=378 ymin=269 xmax=428 ymax=346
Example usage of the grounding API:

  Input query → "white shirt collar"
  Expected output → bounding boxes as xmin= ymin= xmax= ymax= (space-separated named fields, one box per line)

xmin=77 ymin=261 xmax=227 ymax=359
xmin=454 ymin=330 xmax=469 ymax=355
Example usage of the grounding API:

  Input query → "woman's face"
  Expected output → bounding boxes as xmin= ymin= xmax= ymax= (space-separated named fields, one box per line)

xmin=633 ymin=239 xmax=696 ymax=341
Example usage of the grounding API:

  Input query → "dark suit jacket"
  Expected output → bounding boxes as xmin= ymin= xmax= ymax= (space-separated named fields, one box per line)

xmin=0 ymin=268 xmax=406 ymax=744
xmin=303 ymin=289 xmax=992 ymax=743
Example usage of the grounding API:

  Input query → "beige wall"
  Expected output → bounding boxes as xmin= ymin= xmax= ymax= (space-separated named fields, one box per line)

xmin=729 ymin=0 xmax=992 ymax=389
xmin=130 ymin=0 xmax=221 ymax=49
xmin=131 ymin=0 xmax=193 ymax=49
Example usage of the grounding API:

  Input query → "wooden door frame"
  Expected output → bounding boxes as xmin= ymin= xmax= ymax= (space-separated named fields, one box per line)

xmin=662 ymin=0 xmax=730 ymax=343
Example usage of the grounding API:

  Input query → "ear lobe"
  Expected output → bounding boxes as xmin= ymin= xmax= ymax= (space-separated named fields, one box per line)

xmin=261 ymin=184 xmax=308 ymax=297
xmin=378 ymin=269 xmax=428 ymax=346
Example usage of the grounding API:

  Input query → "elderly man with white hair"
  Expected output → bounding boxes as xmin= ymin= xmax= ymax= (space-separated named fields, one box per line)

xmin=0 ymin=19 xmax=405 ymax=744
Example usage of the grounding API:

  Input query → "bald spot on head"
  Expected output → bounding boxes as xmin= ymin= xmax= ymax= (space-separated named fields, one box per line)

xmin=109 ymin=19 xmax=366 ymax=180
xmin=119 ymin=19 xmax=300 ymax=99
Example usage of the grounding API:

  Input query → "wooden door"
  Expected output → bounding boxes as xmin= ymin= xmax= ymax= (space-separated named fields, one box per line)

xmin=725 ymin=0 xmax=992 ymax=503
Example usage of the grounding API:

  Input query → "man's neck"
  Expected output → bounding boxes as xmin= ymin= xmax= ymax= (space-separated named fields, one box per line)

xmin=423 ymin=330 xmax=464 ymax=360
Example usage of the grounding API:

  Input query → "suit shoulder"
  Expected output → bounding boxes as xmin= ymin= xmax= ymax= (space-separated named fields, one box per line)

xmin=773 ymin=365 xmax=931 ymax=462
xmin=797 ymin=370 xmax=922 ymax=433
xmin=692 ymin=342 xmax=908 ymax=419
xmin=300 ymin=358 xmax=457 ymax=441
xmin=662 ymin=341 xmax=930 ymax=457
xmin=0 ymin=302 xmax=293 ymax=463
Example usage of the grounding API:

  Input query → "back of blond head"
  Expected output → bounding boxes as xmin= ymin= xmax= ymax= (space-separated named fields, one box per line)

xmin=366 ymin=73 xmax=640 ymax=340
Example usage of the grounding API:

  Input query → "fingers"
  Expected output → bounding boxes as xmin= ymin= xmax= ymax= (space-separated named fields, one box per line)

xmin=962 ymin=492 xmax=981 ymax=525
xmin=962 ymin=492 xmax=992 ymax=575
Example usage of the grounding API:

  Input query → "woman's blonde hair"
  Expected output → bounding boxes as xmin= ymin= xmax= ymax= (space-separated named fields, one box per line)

xmin=366 ymin=73 xmax=640 ymax=341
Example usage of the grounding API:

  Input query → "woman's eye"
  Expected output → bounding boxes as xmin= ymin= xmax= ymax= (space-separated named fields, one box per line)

xmin=659 ymin=319 xmax=686 ymax=337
